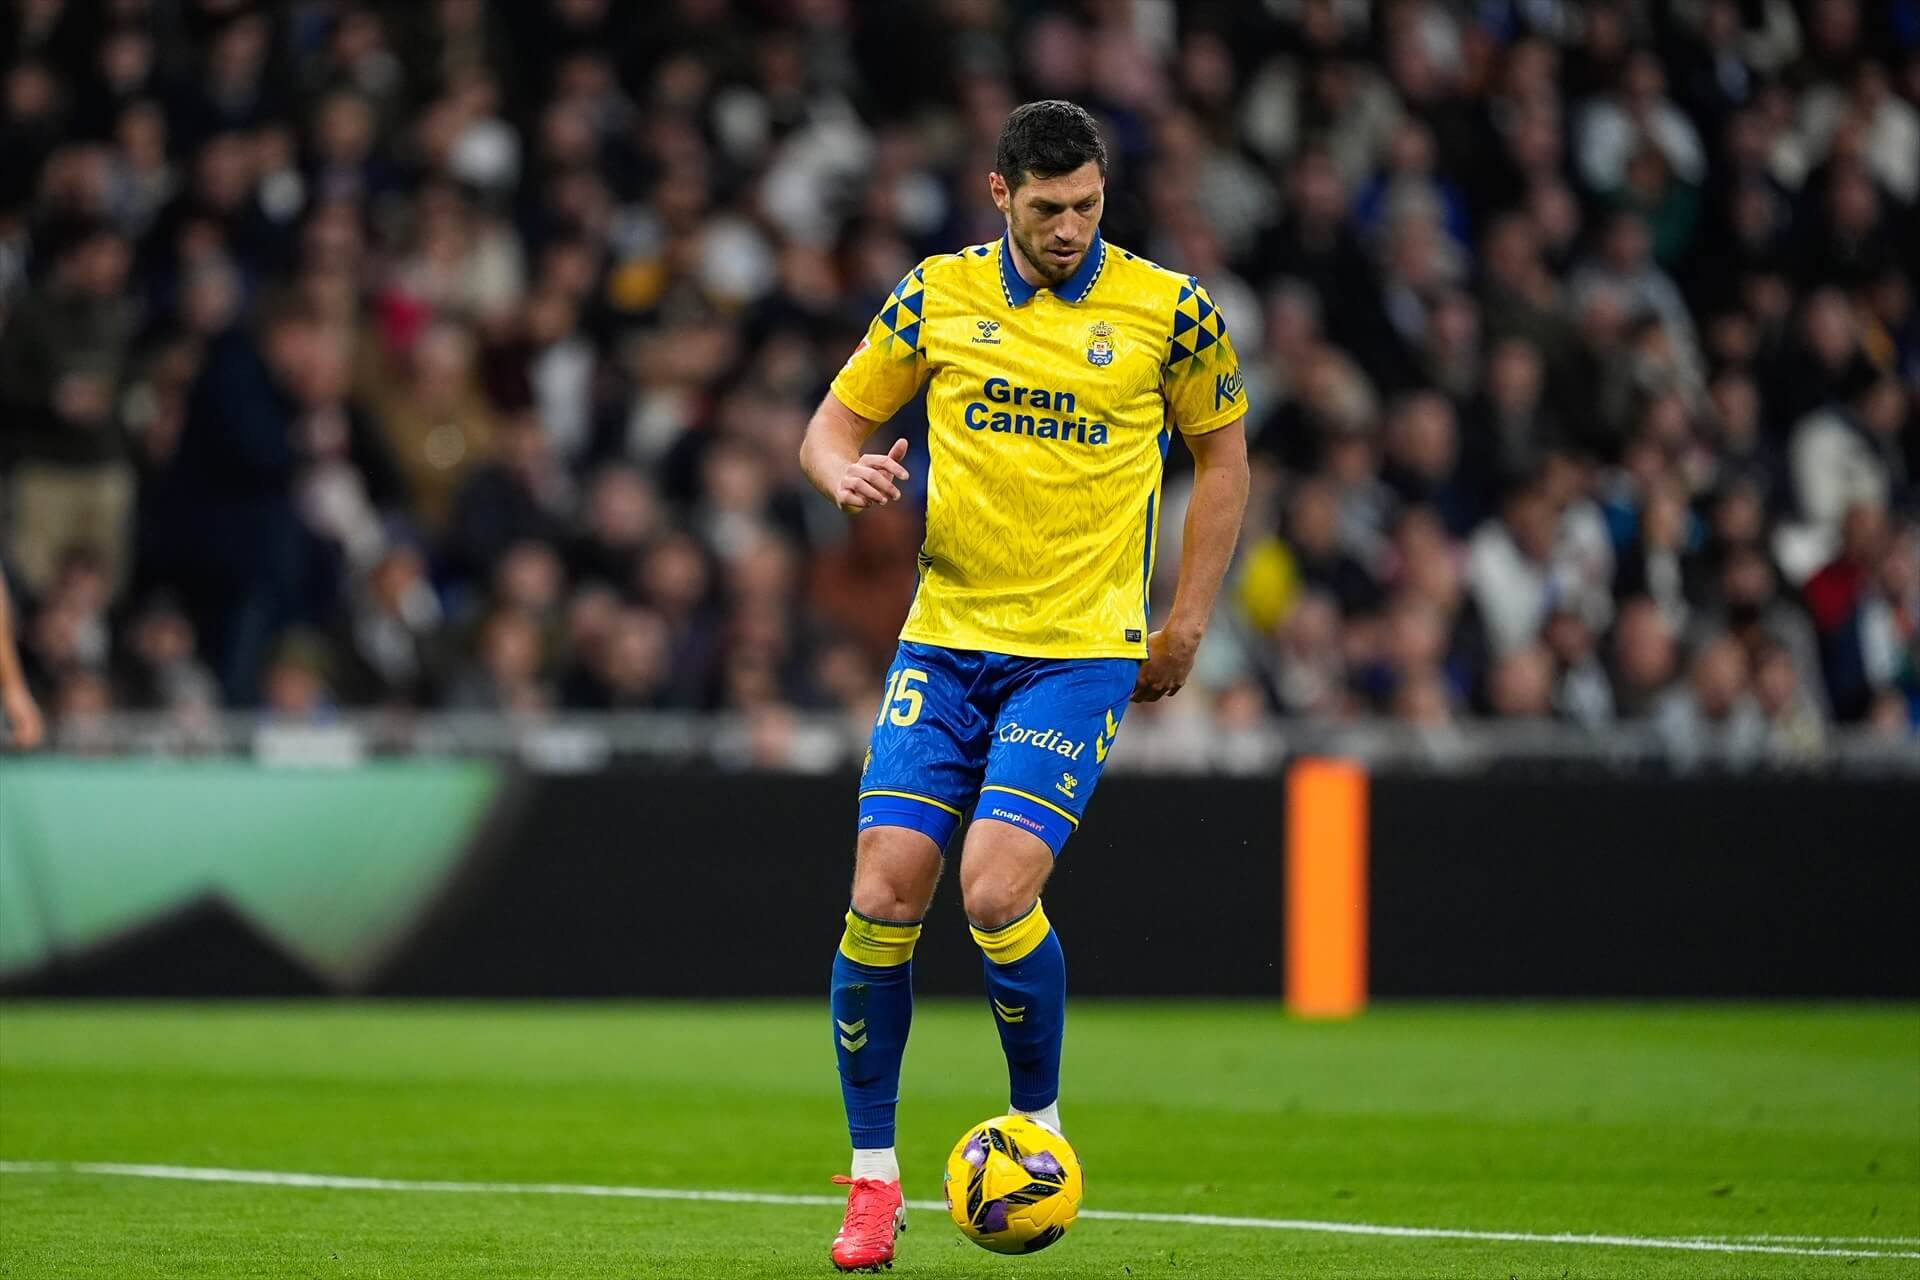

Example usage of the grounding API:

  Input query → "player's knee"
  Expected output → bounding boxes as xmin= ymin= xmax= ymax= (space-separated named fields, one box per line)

xmin=959 ymin=830 xmax=1049 ymax=929
xmin=961 ymin=879 xmax=1033 ymax=933
xmin=849 ymin=825 xmax=941 ymax=922
xmin=850 ymin=880 xmax=923 ymax=924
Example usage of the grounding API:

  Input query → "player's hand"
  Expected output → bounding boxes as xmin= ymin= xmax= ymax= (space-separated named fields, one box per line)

xmin=834 ymin=438 xmax=910 ymax=513
xmin=2 ymin=685 xmax=44 ymax=751
xmin=1132 ymin=627 xmax=1199 ymax=703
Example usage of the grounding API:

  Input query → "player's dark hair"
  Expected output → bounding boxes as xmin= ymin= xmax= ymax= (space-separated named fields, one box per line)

xmin=996 ymin=100 xmax=1108 ymax=189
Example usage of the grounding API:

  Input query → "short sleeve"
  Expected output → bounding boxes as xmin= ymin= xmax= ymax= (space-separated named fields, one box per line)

xmin=1162 ymin=277 xmax=1247 ymax=436
xmin=829 ymin=262 xmax=933 ymax=422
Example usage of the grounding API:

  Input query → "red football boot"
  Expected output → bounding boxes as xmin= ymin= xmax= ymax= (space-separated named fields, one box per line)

xmin=829 ymin=1175 xmax=905 ymax=1271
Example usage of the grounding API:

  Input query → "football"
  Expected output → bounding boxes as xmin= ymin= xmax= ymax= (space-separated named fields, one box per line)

xmin=943 ymin=1114 xmax=1084 ymax=1254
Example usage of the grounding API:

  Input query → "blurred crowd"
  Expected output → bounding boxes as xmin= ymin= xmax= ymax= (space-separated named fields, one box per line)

xmin=2 ymin=0 xmax=1916 ymax=756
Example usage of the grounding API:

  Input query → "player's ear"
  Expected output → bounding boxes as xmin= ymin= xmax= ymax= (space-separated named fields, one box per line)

xmin=988 ymin=171 xmax=1009 ymax=215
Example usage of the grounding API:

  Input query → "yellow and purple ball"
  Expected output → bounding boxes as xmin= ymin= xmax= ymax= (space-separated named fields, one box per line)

xmin=942 ymin=1113 xmax=1083 ymax=1254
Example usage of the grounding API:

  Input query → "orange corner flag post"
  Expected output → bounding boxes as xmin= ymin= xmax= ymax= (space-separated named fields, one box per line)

xmin=1285 ymin=758 xmax=1369 ymax=1018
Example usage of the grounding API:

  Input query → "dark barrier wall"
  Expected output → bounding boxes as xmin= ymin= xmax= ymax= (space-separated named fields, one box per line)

xmin=1368 ymin=773 xmax=1920 ymax=997
xmin=378 ymin=769 xmax=1915 ymax=998
xmin=7 ymin=765 xmax=1913 ymax=997
xmin=375 ymin=773 xmax=1283 ymax=997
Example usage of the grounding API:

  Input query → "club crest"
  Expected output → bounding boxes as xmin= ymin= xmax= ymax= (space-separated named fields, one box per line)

xmin=1085 ymin=320 xmax=1115 ymax=367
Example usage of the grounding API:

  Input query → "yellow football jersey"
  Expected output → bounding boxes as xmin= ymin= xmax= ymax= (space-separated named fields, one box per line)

xmin=830 ymin=231 xmax=1246 ymax=659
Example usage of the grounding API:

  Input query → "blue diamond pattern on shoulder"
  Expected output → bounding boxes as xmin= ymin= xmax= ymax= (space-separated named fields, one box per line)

xmin=1195 ymin=294 xmax=1215 ymax=323
xmin=973 ymin=245 xmax=991 ymax=257
xmin=894 ymin=321 xmax=920 ymax=351
xmin=879 ymin=302 xmax=899 ymax=330
xmin=1168 ymin=338 xmax=1192 ymax=364
xmin=1173 ymin=309 xmax=1197 ymax=336
xmin=1177 ymin=283 xmax=1193 ymax=304
xmin=913 ymin=266 xmax=924 ymax=282
xmin=899 ymin=290 xmax=922 ymax=319
xmin=1194 ymin=326 xmax=1217 ymax=354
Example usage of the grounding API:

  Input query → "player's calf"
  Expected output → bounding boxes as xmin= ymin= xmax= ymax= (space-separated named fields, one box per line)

xmin=832 ymin=909 xmax=920 ymax=1164
xmin=970 ymin=897 xmax=1068 ymax=1132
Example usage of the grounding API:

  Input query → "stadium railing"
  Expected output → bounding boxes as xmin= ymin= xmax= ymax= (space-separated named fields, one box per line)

xmin=31 ymin=710 xmax=1920 ymax=775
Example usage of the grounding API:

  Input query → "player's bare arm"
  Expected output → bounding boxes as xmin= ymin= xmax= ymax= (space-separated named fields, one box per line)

xmin=0 ymin=566 xmax=46 ymax=751
xmin=799 ymin=392 xmax=911 ymax=514
xmin=1134 ymin=418 xmax=1248 ymax=703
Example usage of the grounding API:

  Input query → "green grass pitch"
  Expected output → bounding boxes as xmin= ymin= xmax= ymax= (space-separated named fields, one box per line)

xmin=1 ymin=1002 xmax=1914 ymax=1278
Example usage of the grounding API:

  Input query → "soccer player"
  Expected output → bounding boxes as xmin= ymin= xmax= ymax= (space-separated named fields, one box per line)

xmin=799 ymin=100 xmax=1249 ymax=1271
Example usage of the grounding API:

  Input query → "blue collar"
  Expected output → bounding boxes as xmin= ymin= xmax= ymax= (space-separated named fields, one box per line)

xmin=998 ymin=230 xmax=1107 ymax=307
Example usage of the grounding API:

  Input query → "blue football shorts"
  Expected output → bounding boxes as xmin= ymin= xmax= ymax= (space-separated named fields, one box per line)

xmin=857 ymin=641 xmax=1140 ymax=856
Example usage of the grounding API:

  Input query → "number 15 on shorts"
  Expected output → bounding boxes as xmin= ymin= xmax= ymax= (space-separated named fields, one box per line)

xmin=877 ymin=668 xmax=928 ymax=727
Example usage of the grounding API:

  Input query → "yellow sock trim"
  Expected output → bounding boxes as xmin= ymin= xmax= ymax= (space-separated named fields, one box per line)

xmin=970 ymin=900 xmax=1052 ymax=965
xmin=839 ymin=910 xmax=922 ymax=967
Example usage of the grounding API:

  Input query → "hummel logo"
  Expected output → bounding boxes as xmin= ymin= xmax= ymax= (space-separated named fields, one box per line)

xmin=972 ymin=320 xmax=1002 ymax=345
xmin=838 ymin=1018 xmax=869 ymax=1052
xmin=993 ymin=999 xmax=1026 ymax=1024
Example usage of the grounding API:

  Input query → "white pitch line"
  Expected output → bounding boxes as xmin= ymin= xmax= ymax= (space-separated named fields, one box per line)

xmin=1707 ymin=1234 xmax=1920 ymax=1246
xmin=1 ymin=1161 xmax=1915 ymax=1263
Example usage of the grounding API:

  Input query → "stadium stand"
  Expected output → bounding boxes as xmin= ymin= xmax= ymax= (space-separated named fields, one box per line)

xmin=1 ymin=0 xmax=1914 ymax=758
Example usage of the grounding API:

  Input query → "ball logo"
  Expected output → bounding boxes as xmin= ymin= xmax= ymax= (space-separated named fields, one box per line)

xmin=1085 ymin=320 xmax=1115 ymax=367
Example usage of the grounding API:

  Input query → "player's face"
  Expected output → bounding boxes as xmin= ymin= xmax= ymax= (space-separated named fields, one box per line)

xmin=991 ymin=163 xmax=1105 ymax=285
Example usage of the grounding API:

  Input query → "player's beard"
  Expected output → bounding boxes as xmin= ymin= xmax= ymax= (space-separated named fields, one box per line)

xmin=1009 ymin=222 xmax=1085 ymax=286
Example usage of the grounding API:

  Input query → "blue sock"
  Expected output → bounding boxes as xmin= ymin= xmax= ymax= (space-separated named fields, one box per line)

xmin=972 ymin=900 xmax=1065 ymax=1113
xmin=831 ymin=909 xmax=921 ymax=1151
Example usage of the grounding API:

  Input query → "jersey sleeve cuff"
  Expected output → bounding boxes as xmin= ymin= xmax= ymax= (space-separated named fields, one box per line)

xmin=1175 ymin=407 xmax=1245 ymax=437
xmin=828 ymin=379 xmax=895 ymax=424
